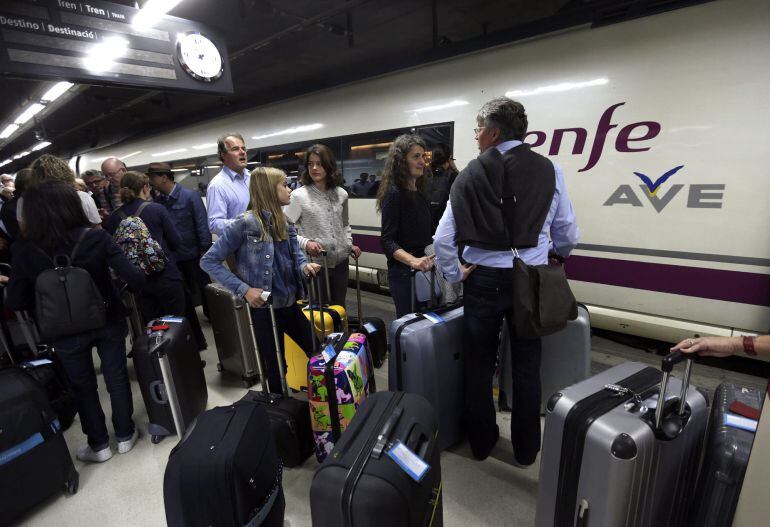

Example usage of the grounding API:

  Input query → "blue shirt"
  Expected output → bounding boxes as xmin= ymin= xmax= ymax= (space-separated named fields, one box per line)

xmin=207 ymin=166 xmax=250 ymax=236
xmin=156 ymin=183 xmax=212 ymax=262
xmin=433 ymin=140 xmax=580 ymax=283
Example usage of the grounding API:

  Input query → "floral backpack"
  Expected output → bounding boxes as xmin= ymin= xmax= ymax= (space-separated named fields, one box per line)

xmin=113 ymin=202 xmax=167 ymax=275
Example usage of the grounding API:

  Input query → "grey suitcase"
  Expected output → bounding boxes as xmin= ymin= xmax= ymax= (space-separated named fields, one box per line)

xmin=388 ymin=304 xmax=464 ymax=451
xmin=499 ymin=304 xmax=591 ymax=414
xmin=536 ymin=352 xmax=708 ymax=527
xmin=204 ymin=283 xmax=260 ymax=387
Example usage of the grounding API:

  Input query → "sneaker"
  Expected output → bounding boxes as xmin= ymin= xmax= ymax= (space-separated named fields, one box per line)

xmin=117 ymin=429 xmax=139 ymax=454
xmin=77 ymin=444 xmax=113 ymax=463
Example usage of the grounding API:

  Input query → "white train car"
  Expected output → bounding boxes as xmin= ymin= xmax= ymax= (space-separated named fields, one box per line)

xmin=77 ymin=0 xmax=770 ymax=344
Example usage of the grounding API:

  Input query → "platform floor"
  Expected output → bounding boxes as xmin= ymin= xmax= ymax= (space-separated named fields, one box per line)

xmin=11 ymin=289 xmax=766 ymax=527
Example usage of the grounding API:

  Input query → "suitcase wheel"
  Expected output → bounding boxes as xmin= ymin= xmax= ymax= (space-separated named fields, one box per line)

xmin=64 ymin=469 xmax=79 ymax=495
xmin=151 ymin=435 xmax=165 ymax=444
xmin=216 ymin=362 xmax=224 ymax=372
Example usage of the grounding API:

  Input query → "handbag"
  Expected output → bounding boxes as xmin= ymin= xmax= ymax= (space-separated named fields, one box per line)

xmin=511 ymin=250 xmax=578 ymax=338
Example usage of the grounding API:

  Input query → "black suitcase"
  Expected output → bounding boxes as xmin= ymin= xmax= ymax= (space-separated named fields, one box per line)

xmin=132 ymin=317 xmax=208 ymax=443
xmin=689 ymin=383 xmax=764 ymax=526
xmin=164 ymin=399 xmax=285 ymax=527
xmin=310 ymin=391 xmax=443 ymax=527
xmin=348 ymin=258 xmax=387 ymax=368
xmin=0 ymin=368 xmax=79 ymax=525
xmin=240 ymin=298 xmax=314 ymax=467
xmin=19 ymin=352 xmax=77 ymax=432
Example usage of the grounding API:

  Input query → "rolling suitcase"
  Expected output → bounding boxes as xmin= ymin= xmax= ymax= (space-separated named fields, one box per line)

xmin=205 ymin=282 xmax=261 ymax=387
xmin=240 ymin=296 xmax=314 ymax=468
xmin=132 ymin=317 xmax=208 ymax=443
xmin=310 ymin=391 xmax=443 ymax=527
xmin=19 ymin=352 xmax=77 ymax=432
xmin=688 ymin=383 xmax=764 ymax=527
xmin=498 ymin=303 xmax=591 ymax=414
xmin=164 ymin=399 xmax=285 ymax=527
xmin=0 ymin=368 xmax=79 ymax=525
xmin=308 ymin=331 xmax=376 ymax=462
xmin=348 ymin=256 xmax=387 ymax=368
xmin=536 ymin=351 xmax=708 ymax=527
xmin=388 ymin=270 xmax=464 ymax=450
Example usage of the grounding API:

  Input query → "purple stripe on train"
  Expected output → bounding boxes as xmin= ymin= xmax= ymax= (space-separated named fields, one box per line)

xmin=352 ymin=233 xmax=770 ymax=307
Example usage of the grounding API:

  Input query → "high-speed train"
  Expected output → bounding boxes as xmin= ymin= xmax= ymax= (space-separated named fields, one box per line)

xmin=75 ymin=0 xmax=770 ymax=345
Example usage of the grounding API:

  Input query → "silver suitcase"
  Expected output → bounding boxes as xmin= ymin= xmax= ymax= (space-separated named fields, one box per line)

xmin=388 ymin=304 xmax=464 ymax=450
xmin=204 ymin=283 xmax=260 ymax=387
xmin=536 ymin=352 xmax=708 ymax=527
xmin=499 ymin=304 xmax=591 ymax=414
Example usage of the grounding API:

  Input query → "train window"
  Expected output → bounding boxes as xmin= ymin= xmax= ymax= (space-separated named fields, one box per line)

xmin=342 ymin=123 xmax=453 ymax=199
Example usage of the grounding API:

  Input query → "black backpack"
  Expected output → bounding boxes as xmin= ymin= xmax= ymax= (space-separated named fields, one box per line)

xmin=34 ymin=229 xmax=107 ymax=340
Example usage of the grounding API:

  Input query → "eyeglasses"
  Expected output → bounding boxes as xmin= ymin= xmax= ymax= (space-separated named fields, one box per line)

xmin=473 ymin=126 xmax=486 ymax=135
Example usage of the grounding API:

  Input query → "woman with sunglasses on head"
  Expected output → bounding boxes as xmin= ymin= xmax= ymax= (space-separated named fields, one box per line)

xmin=284 ymin=144 xmax=361 ymax=307
xmin=376 ymin=134 xmax=434 ymax=317
xmin=201 ymin=167 xmax=320 ymax=394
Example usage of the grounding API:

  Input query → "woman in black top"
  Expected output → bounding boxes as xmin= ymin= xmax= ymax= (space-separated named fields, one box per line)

xmin=376 ymin=134 xmax=434 ymax=317
xmin=6 ymin=181 xmax=145 ymax=463
xmin=105 ymin=171 xmax=185 ymax=323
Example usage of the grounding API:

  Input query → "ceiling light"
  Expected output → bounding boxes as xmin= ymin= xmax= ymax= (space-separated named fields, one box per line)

xmin=12 ymin=151 xmax=30 ymax=160
xmin=193 ymin=143 xmax=216 ymax=150
xmin=122 ymin=150 xmax=143 ymax=160
xmin=252 ymin=123 xmax=324 ymax=141
xmin=0 ymin=160 xmax=11 ymax=167
xmin=151 ymin=148 xmax=187 ymax=157
xmin=14 ymin=103 xmax=45 ymax=125
xmin=41 ymin=82 xmax=74 ymax=103
xmin=31 ymin=141 xmax=52 ymax=152
xmin=82 ymin=37 xmax=129 ymax=73
xmin=0 ymin=124 xmax=19 ymax=139
xmin=351 ymin=142 xmax=393 ymax=151
xmin=133 ymin=0 xmax=184 ymax=31
xmin=506 ymin=78 xmax=609 ymax=98
xmin=406 ymin=100 xmax=469 ymax=113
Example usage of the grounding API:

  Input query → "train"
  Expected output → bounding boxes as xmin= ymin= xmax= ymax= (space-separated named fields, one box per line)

xmin=74 ymin=0 xmax=770 ymax=345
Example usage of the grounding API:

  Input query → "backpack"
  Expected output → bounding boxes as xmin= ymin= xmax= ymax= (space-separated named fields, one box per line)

xmin=113 ymin=201 xmax=167 ymax=275
xmin=34 ymin=229 xmax=107 ymax=340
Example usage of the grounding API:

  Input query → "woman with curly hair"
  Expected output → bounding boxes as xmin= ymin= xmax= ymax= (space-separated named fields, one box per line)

xmin=284 ymin=144 xmax=360 ymax=307
xmin=376 ymin=134 xmax=434 ymax=317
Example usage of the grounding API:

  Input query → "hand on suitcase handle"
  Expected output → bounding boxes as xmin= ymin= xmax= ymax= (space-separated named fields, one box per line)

xmin=245 ymin=287 xmax=267 ymax=307
xmin=304 ymin=263 xmax=321 ymax=277
xmin=306 ymin=240 xmax=325 ymax=257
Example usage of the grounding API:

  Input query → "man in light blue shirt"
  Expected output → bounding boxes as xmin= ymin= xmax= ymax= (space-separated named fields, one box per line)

xmin=433 ymin=97 xmax=579 ymax=466
xmin=207 ymin=133 xmax=251 ymax=236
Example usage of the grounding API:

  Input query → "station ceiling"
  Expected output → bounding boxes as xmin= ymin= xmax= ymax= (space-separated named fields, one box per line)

xmin=0 ymin=0 xmax=707 ymax=172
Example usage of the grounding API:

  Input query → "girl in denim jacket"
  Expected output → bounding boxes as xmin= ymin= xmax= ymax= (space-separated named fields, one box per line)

xmin=201 ymin=167 xmax=320 ymax=393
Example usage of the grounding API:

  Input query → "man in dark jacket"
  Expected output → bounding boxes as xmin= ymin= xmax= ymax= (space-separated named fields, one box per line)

xmin=147 ymin=162 xmax=212 ymax=350
xmin=434 ymin=97 xmax=579 ymax=466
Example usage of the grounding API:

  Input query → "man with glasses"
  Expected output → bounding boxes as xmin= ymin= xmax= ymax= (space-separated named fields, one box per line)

xmin=207 ymin=133 xmax=250 ymax=236
xmin=83 ymin=169 xmax=115 ymax=221
xmin=101 ymin=157 xmax=127 ymax=209
xmin=433 ymin=97 xmax=579 ymax=467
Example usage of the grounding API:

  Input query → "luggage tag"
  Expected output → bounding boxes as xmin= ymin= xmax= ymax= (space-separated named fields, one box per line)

xmin=386 ymin=440 xmax=430 ymax=482
xmin=724 ymin=414 xmax=758 ymax=433
xmin=421 ymin=312 xmax=444 ymax=325
xmin=363 ymin=322 xmax=377 ymax=333
xmin=322 ymin=343 xmax=337 ymax=364
xmin=22 ymin=358 xmax=53 ymax=367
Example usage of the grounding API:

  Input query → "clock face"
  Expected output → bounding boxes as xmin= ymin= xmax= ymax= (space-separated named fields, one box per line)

xmin=176 ymin=32 xmax=223 ymax=82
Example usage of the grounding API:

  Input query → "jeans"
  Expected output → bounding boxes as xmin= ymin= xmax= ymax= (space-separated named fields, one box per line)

xmin=387 ymin=262 xmax=427 ymax=318
xmin=463 ymin=266 xmax=542 ymax=464
xmin=317 ymin=260 xmax=349 ymax=308
xmin=251 ymin=304 xmax=316 ymax=394
xmin=51 ymin=319 xmax=134 ymax=450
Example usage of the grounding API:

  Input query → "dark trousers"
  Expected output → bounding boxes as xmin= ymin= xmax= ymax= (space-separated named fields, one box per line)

xmin=388 ymin=262 xmax=427 ymax=318
xmin=177 ymin=259 xmax=207 ymax=350
xmin=52 ymin=319 xmax=134 ymax=449
xmin=463 ymin=266 xmax=542 ymax=464
xmin=138 ymin=275 xmax=186 ymax=322
xmin=251 ymin=304 xmax=316 ymax=395
xmin=317 ymin=260 xmax=349 ymax=308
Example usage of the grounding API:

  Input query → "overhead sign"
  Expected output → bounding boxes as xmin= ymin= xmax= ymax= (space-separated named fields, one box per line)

xmin=0 ymin=0 xmax=233 ymax=94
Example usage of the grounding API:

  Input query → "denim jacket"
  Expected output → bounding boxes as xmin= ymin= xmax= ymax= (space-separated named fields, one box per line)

xmin=200 ymin=210 xmax=308 ymax=302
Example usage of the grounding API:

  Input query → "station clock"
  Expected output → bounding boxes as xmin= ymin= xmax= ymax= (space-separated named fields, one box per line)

xmin=176 ymin=32 xmax=224 ymax=83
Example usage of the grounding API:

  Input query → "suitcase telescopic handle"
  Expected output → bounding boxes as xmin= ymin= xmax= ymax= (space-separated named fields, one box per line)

xmin=320 ymin=250 xmax=331 ymax=305
xmin=244 ymin=298 xmax=271 ymax=394
xmin=265 ymin=293 xmax=292 ymax=398
xmin=654 ymin=351 xmax=694 ymax=430
xmin=353 ymin=253 xmax=364 ymax=321
xmin=372 ymin=405 xmax=404 ymax=459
